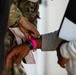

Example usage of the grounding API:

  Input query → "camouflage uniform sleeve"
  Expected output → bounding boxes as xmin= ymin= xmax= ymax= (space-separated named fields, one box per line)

xmin=18 ymin=0 xmax=39 ymax=27
xmin=4 ymin=1 xmax=39 ymax=75
xmin=4 ymin=3 xmax=26 ymax=75
xmin=8 ymin=4 xmax=22 ymax=27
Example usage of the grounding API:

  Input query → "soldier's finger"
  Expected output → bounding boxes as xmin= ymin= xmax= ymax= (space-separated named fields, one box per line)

xmin=5 ymin=49 xmax=17 ymax=68
xmin=31 ymin=31 xmax=40 ymax=38
xmin=14 ymin=53 xmax=24 ymax=66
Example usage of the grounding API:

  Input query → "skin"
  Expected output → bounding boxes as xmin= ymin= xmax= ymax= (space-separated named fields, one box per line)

xmin=5 ymin=35 xmax=69 ymax=69
xmin=19 ymin=16 xmax=40 ymax=39
xmin=5 ymin=17 xmax=41 ymax=68
xmin=5 ymin=17 xmax=69 ymax=69
xmin=5 ymin=36 xmax=42 ymax=68
xmin=56 ymin=41 xmax=69 ymax=68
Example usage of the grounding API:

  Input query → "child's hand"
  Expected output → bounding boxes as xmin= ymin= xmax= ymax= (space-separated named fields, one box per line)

xmin=56 ymin=40 xmax=69 ymax=68
xmin=57 ymin=49 xmax=69 ymax=68
xmin=19 ymin=16 xmax=40 ymax=39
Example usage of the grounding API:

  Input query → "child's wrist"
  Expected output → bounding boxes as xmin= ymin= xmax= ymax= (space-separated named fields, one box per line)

xmin=25 ymin=40 xmax=33 ymax=49
xmin=25 ymin=36 xmax=42 ymax=50
xmin=28 ymin=37 xmax=37 ymax=49
xmin=35 ymin=36 xmax=42 ymax=49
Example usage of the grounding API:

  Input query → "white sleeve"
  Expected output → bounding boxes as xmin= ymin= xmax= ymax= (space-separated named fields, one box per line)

xmin=60 ymin=41 xmax=76 ymax=60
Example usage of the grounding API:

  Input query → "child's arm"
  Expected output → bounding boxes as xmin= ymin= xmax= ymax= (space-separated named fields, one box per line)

xmin=60 ymin=41 xmax=76 ymax=60
xmin=57 ymin=41 xmax=76 ymax=68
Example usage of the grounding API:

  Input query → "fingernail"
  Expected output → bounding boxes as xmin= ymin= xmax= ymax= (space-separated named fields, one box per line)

xmin=38 ymin=35 xmax=40 ymax=38
xmin=14 ymin=63 xmax=17 ymax=66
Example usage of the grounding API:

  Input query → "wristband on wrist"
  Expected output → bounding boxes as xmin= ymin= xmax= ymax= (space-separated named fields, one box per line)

xmin=28 ymin=37 xmax=37 ymax=49
xmin=25 ymin=40 xmax=33 ymax=49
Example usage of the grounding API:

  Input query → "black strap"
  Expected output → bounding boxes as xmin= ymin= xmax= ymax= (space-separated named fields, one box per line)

xmin=25 ymin=40 xmax=33 ymax=49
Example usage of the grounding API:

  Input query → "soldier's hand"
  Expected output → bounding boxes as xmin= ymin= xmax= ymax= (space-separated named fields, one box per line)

xmin=5 ymin=43 xmax=30 ymax=69
xmin=19 ymin=16 xmax=40 ymax=39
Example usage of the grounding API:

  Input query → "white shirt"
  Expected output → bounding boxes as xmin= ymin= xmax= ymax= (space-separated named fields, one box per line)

xmin=60 ymin=41 xmax=76 ymax=75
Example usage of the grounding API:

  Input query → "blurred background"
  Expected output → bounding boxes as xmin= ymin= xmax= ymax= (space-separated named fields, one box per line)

xmin=22 ymin=0 xmax=69 ymax=75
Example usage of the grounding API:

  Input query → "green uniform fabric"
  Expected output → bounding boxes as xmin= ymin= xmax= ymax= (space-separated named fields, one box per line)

xmin=1 ymin=0 xmax=39 ymax=75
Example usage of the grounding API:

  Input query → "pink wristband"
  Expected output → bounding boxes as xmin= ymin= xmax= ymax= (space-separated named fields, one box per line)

xmin=28 ymin=37 xmax=37 ymax=49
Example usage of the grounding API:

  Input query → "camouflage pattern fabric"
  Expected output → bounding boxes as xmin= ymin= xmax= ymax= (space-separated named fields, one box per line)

xmin=13 ymin=0 xmax=39 ymax=27
xmin=1 ymin=0 xmax=39 ymax=75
